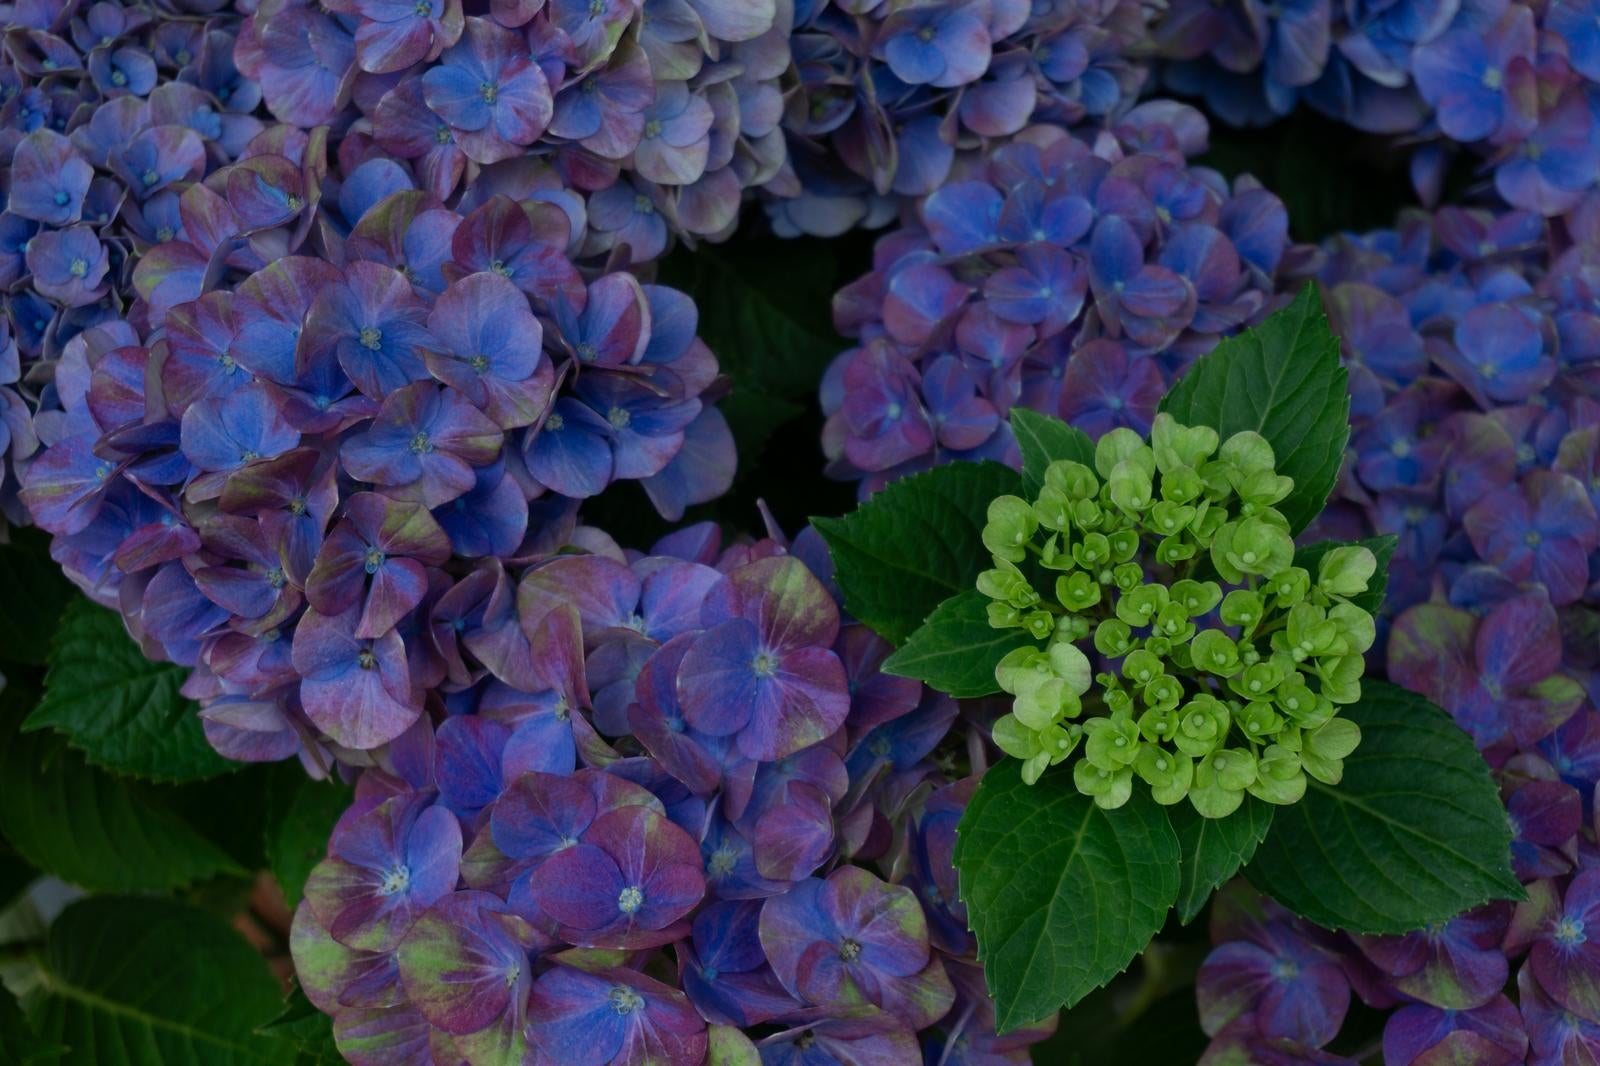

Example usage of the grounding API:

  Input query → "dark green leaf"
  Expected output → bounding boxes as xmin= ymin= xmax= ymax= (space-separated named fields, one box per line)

xmin=27 ymin=897 xmax=293 ymax=1066
xmin=1292 ymin=535 xmax=1398 ymax=615
xmin=882 ymin=590 xmax=1033 ymax=698
xmin=0 ymin=529 xmax=74 ymax=667
xmin=1 ymin=988 xmax=63 ymax=1064
xmin=1157 ymin=284 xmax=1349 ymax=534
xmin=24 ymin=599 xmax=232 ymax=783
xmin=264 ymin=769 xmax=350 ymax=909
xmin=1010 ymin=408 xmax=1096 ymax=497
xmin=954 ymin=762 xmax=1180 ymax=1033
xmin=1246 ymin=681 xmax=1522 ymax=933
xmin=814 ymin=461 xmax=1023 ymax=645
xmin=258 ymin=984 xmax=341 ymax=1066
xmin=1169 ymin=799 xmax=1274 ymax=925
xmin=0 ymin=687 xmax=244 ymax=893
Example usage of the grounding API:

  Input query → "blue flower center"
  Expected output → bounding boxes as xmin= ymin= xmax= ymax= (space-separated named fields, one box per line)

xmin=435 ymin=126 xmax=451 ymax=144
xmin=1524 ymin=530 xmax=1542 ymax=547
xmin=409 ymin=431 xmax=433 ymax=454
xmin=480 ymin=82 xmax=498 ymax=104
xmin=546 ymin=413 xmax=566 ymax=432
xmin=576 ymin=342 xmax=597 ymax=361
xmin=414 ymin=0 xmax=431 ymax=13
xmin=490 ymin=258 xmax=509 ymax=275
xmin=589 ymin=0 xmax=605 ymax=13
xmin=142 ymin=168 xmax=159 ymax=186
xmin=643 ymin=119 xmax=662 ymax=139
xmin=838 ymin=938 xmax=862 ymax=961
xmin=1270 ymin=959 xmax=1300 ymax=981
xmin=617 ymin=886 xmax=644 ymax=914
xmin=1556 ymin=917 xmax=1587 ymax=946
xmin=288 ymin=496 xmax=308 ymax=516
xmin=111 ymin=68 xmax=127 ymax=86
xmin=701 ymin=966 xmax=719 ymax=981
xmin=634 ymin=195 xmax=654 ymax=215
xmin=470 ymin=354 xmax=490 ymax=372
xmin=607 ymin=407 xmax=631 ymax=428
xmin=1482 ymin=67 xmax=1503 ymax=89
xmin=365 ymin=547 xmax=387 ymax=573
xmin=357 ymin=648 xmax=378 ymax=670
xmin=707 ymin=845 xmax=738 ymax=877
xmin=69 ymin=258 xmax=88 ymax=278
xmin=378 ymin=864 xmax=411 ymax=895
xmin=266 ymin=567 xmax=286 ymax=589
xmin=752 ymin=651 xmax=780 ymax=678
xmin=359 ymin=327 xmax=383 ymax=350
xmin=608 ymin=986 xmax=644 ymax=1015
xmin=53 ymin=190 xmax=70 ymax=206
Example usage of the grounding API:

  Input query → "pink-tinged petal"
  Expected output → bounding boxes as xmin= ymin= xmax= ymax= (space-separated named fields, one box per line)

xmin=754 ymin=780 xmax=834 ymax=882
xmin=516 ymin=554 xmax=641 ymax=642
xmin=726 ymin=555 xmax=842 ymax=651
xmin=490 ymin=771 xmax=597 ymax=861
xmin=532 ymin=843 xmax=626 ymax=929
xmin=397 ymin=891 xmax=540 ymax=1034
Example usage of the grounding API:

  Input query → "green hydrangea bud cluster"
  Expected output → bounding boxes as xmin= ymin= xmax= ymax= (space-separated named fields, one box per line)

xmin=980 ymin=414 xmax=1372 ymax=818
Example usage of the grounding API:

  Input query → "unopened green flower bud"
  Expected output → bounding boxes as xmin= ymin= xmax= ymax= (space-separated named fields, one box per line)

xmin=1236 ymin=468 xmax=1295 ymax=510
xmin=1151 ymin=413 xmax=1220 ymax=473
xmin=1219 ymin=430 xmax=1276 ymax=476
xmin=1112 ymin=562 xmax=1144 ymax=592
xmin=977 ymin=559 xmax=1038 ymax=608
xmin=1055 ymin=614 xmax=1092 ymax=643
xmin=1107 ymin=528 xmax=1141 ymax=563
xmin=1022 ymin=610 xmax=1055 ymax=640
xmin=1237 ymin=700 xmax=1283 ymax=743
xmin=1143 ymin=675 xmax=1185 ymax=711
xmin=1275 ymin=680 xmax=1334 ymax=729
xmin=1038 ymin=534 xmax=1074 ymax=571
xmin=1171 ymin=579 xmax=1223 ymax=617
xmin=1136 ymin=745 xmax=1194 ymax=805
xmin=1105 ymin=686 xmax=1135 ymax=715
xmin=1229 ymin=660 xmax=1284 ymax=701
xmin=1191 ymin=501 xmax=1229 ymax=541
xmin=1095 ymin=427 xmax=1152 ymax=480
xmin=1191 ymin=629 xmax=1241 ymax=677
xmin=1122 ymin=649 xmax=1164 ymax=686
xmin=1249 ymin=745 xmax=1306 ymax=805
xmin=1073 ymin=531 xmax=1111 ymax=569
xmin=1074 ymin=760 xmax=1133 ymax=809
xmin=1283 ymin=603 xmax=1339 ymax=662
xmin=1152 ymin=602 xmax=1195 ymax=642
xmin=1316 ymin=654 xmax=1363 ymax=705
xmin=1070 ymin=498 xmax=1104 ymax=530
xmin=1032 ymin=486 xmax=1074 ymax=532
xmin=992 ymin=714 xmax=1041 ymax=760
xmin=1148 ymin=500 xmax=1196 ymax=537
xmin=1044 ymin=459 xmax=1099 ymax=500
xmin=1155 ymin=536 xmax=1197 ymax=566
xmin=1192 ymin=747 xmax=1257 ymax=818
xmin=1084 ymin=714 xmax=1142 ymax=770
xmin=1219 ymin=589 xmax=1264 ymax=628
xmin=1144 ymin=634 xmax=1173 ymax=658
xmin=987 ymin=602 xmax=1023 ymax=629
xmin=1302 ymin=717 xmax=1361 ymax=784
xmin=1056 ymin=571 xmax=1101 ymax=612
xmin=1116 ymin=583 xmax=1170 ymax=628
xmin=1138 ymin=706 xmax=1180 ymax=744
xmin=1110 ymin=458 xmax=1154 ymax=513
xmin=1328 ymin=603 xmax=1375 ymax=655
xmin=1094 ymin=619 xmax=1134 ymax=657
xmin=1160 ymin=465 xmax=1205 ymax=504
xmin=1318 ymin=545 xmax=1377 ymax=598
xmin=1215 ymin=516 xmax=1294 ymax=581
xmin=1014 ymin=677 xmax=1077 ymax=730
xmin=996 ymin=647 xmax=1054 ymax=695
xmin=1267 ymin=567 xmax=1310 ymax=607
xmin=1175 ymin=695 xmax=1230 ymax=757
xmin=983 ymin=495 xmax=1037 ymax=562
xmin=1049 ymin=640 xmax=1093 ymax=694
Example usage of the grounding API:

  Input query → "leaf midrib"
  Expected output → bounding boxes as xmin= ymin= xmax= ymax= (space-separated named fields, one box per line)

xmin=36 ymin=968 xmax=281 ymax=1063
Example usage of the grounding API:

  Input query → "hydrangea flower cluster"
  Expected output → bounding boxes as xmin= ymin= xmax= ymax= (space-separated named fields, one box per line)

xmin=978 ymin=416 xmax=1374 ymax=816
xmin=0 ymin=0 xmax=262 ymax=521
xmin=234 ymin=0 xmax=791 ymax=255
xmin=767 ymin=0 xmax=1155 ymax=236
xmin=820 ymin=111 xmax=1310 ymax=494
xmin=289 ymin=525 xmax=1057 ymax=1064
xmin=1151 ymin=0 xmax=1600 ymax=217
xmin=18 ymin=133 xmax=736 ymax=768
xmin=1196 ymin=203 xmax=1600 ymax=1060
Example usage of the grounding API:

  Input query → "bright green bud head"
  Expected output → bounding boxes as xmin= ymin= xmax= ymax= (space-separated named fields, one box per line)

xmin=1023 ymin=610 xmax=1055 ymax=640
xmin=1107 ymin=528 xmax=1141 ymax=563
xmin=1115 ymin=583 xmax=1170 ymax=628
xmin=1328 ymin=602 xmax=1376 ymax=655
xmin=1231 ymin=660 xmax=1284 ymax=700
xmin=1112 ymin=561 xmax=1144 ymax=592
xmin=987 ymin=602 xmax=1022 ymax=629
xmin=1302 ymin=717 xmax=1361 ymax=784
xmin=1316 ymin=654 xmax=1364 ymax=705
xmin=1151 ymin=413 xmax=1220 ymax=472
xmin=1236 ymin=468 xmax=1295 ymax=509
xmin=1318 ymin=545 xmax=1377 ymax=598
xmin=1033 ymin=486 xmax=1074 ymax=532
xmin=1237 ymin=700 xmax=1283 ymax=742
xmin=1191 ymin=629 xmax=1241 ymax=677
xmin=1160 ymin=465 xmax=1205 ymax=504
xmin=1175 ymin=696 xmax=1230 ymax=757
xmin=1144 ymin=634 xmax=1173 ymax=658
xmin=1095 ymin=427 xmax=1152 ymax=479
xmin=1276 ymin=681 xmax=1333 ymax=729
xmin=1070 ymin=498 xmax=1104 ymax=530
xmin=1267 ymin=566 xmax=1310 ymax=607
xmin=977 ymin=559 xmax=1038 ymax=607
xmin=1014 ymin=678 xmax=1077 ymax=730
xmin=992 ymin=714 xmax=1041 ymax=760
xmin=1191 ymin=501 xmax=1229 ymax=541
xmin=1220 ymin=588 xmax=1263 ymax=628
xmin=1172 ymin=579 xmax=1223 ymax=617
xmin=1039 ymin=533 xmax=1074 ymax=571
xmin=1094 ymin=619 xmax=1134 ymax=657
xmin=1220 ymin=515 xmax=1294 ymax=577
xmin=1148 ymin=500 xmax=1196 ymax=536
xmin=1202 ymin=747 xmax=1257 ymax=792
xmin=1084 ymin=714 xmax=1141 ymax=770
xmin=1056 ymin=571 xmax=1101 ymax=612
xmin=1155 ymin=536 xmax=1197 ymax=565
xmin=1049 ymin=640 xmax=1093 ymax=694
xmin=1109 ymin=457 xmax=1154 ymax=513
xmin=983 ymin=495 xmax=1037 ymax=562
xmin=1073 ymin=531 xmax=1111 ymax=569
xmin=1143 ymin=674 xmax=1185 ymax=711
xmin=1056 ymin=614 xmax=1092 ymax=642
xmin=1138 ymin=706 xmax=1180 ymax=743
xmin=1122 ymin=649 xmax=1164 ymax=687
xmin=996 ymin=647 xmax=1054 ymax=695
xmin=1045 ymin=459 xmax=1099 ymax=500
xmin=1249 ymin=744 xmax=1307 ymax=805
xmin=1074 ymin=760 xmax=1133 ymax=809
xmin=1152 ymin=602 xmax=1195 ymax=642
xmin=1285 ymin=602 xmax=1338 ymax=661
xmin=1136 ymin=745 xmax=1194 ymax=805
xmin=1219 ymin=429 xmax=1276 ymax=475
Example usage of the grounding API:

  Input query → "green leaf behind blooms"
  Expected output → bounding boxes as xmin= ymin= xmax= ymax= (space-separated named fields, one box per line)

xmin=1010 ymin=408 xmax=1097 ymax=497
xmin=1168 ymin=798 xmax=1275 ymax=925
xmin=953 ymin=762 xmax=1179 ymax=1033
xmin=26 ymin=897 xmax=293 ymax=1066
xmin=1157 ymin=283 xmax=1349 ymax=535
xmin=1246 ymin=681 xmax=1522 ymax=933
xmin=24 ymin=599 xmax=232 ymax=783
xmin=815 ymin=460 xmax=1023 ymax=645
xmin=264 ymin=768 xmax=351 ymax=909
xmin=0 ymin=529 xmax=74 ymax=668
xmin=882 ymin=590 xmax=1034 ymax=698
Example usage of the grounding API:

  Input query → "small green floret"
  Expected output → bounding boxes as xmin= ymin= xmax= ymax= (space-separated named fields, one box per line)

xmin=976 ymin=413 xmax=1374 ymax=817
